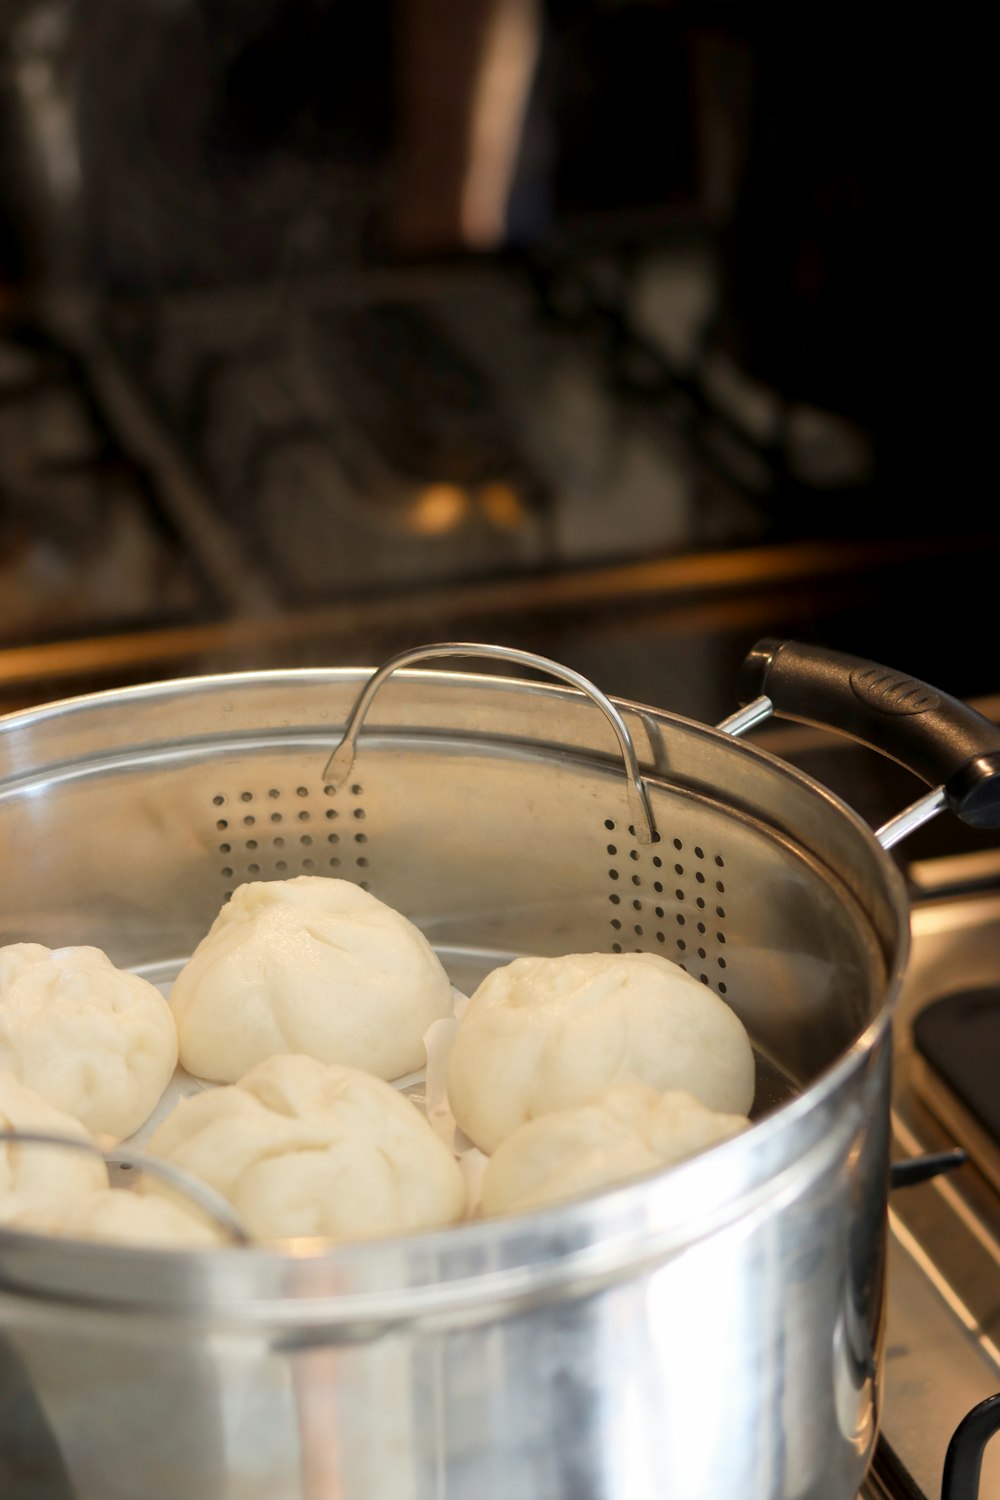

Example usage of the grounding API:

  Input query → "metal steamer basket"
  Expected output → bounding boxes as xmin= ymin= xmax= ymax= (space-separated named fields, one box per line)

xmin=2 ymin=639 xmax=1000 ymax=1500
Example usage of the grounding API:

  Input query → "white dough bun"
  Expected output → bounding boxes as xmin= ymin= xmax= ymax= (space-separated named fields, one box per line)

xmin=0 ymin=1070 xmax=108 ymax=1222
xmin=169 ymin=878 xmax=455 ymax=1084
xmin=481 ymin=1079 xmax=750 ymax=1215
xmin=144 ymin=1052 xmax=467 ymax=1242
xmin=10 ymin=1188 xmax=226 ymax=1248
xmin=446 ymin=950 xmax=755 ymax=1153
xmin=0 ymin=944 xmax=178 ymax=1140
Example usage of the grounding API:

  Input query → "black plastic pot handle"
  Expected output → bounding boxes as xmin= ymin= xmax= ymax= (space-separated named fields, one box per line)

xmin=739 ymin=640 xmax=1000 ymax=829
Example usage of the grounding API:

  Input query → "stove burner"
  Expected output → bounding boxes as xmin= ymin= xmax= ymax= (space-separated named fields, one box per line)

xmin=942 ymin=1393 xmax=1000 ymax=1500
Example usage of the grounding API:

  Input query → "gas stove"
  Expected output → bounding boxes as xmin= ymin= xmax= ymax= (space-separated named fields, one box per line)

xmin=861 ymin=851 xmax=1000 ymax=1499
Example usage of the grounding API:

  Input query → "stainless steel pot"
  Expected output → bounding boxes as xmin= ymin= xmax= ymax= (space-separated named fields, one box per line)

xmin=2 ymin=638 xmax=999 ymax=1500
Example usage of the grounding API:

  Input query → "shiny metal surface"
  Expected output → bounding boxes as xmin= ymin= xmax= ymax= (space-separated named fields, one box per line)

xmin=323 ymin=642 xmax=657 ymax=844
xmin=0 ymin=663 xmax=911 ymax=1499
xmin=873 ymin=883 xmax=1000 ymax=1499
xmin=876 ymin=789 xmax=949 ymax=852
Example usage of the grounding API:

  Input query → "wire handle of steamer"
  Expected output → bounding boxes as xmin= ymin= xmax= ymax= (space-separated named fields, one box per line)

xmin=723 ymin=639 xmax=1000 ymax=850
xmin=323 ymin=642 xmax=657 ymax=844
xmin=0 ymin=1130 xmax=252 ymax=1246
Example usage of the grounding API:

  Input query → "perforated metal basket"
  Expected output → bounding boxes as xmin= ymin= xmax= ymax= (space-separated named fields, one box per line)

xmin=2 ymin=638 xmax=999 ymax=1500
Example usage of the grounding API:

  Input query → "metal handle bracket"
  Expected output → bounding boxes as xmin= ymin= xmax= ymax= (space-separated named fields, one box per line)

xmin=323 ymin=642 xmax=657 ymax=844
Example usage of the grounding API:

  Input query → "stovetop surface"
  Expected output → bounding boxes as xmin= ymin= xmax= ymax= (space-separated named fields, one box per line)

xmin=858 ymin=870 xmax=1000 ymax=1500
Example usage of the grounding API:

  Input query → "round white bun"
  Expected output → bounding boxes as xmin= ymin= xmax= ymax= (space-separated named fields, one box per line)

xmin=0 ymin=944 xmax=179 ymax=1140
xmin=144 ymin=1053 xmax=467 ymax=1241
xmin=481 ymin=1079 xmax=750 ymax=1215
xmin=10 ymin=1189 xmax=226 ymax=1248
xmin=169 ymin=878 xmax=454 ymax=1084
xmin=0 ymin=1070 xmax=109 ymax=1222
xmin=446 ymin=950 xmax=755 ymax=1153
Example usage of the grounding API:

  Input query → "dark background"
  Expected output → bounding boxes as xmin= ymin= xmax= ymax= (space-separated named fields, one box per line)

xmin=0 ymin=0 xmax=991 ymax=767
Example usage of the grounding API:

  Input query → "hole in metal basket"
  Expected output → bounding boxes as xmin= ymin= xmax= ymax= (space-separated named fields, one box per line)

xmin=241 ymin=792 xmax=253 ymax=803
xmin=612 ymin=942 xmax=623 ymax=953
xmin=603 ymin=816 xmax=727 ymax=961
xmin=268 ymin=788 xmax=281 ymax=799
xmin=212 ymin=795 xmax=225 ymax=807
xmin=297 ymin=786 xmax=309 ymax=798
xmin=351 ymin=784 xmax=364 ymax=796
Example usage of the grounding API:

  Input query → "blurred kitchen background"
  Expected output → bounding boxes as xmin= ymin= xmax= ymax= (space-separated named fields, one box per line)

xmin=0 ymin=0 xmax=991 ymax=808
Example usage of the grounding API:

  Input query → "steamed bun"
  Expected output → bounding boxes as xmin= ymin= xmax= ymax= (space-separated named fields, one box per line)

xmin=9 ymin=1189 xmax=226 ymax=1248
xmin=0 ymin=1071 xmax=109 ymax=1222
xmin=446 ymin=951 xmax=755 ymax=1153
xmin=0 ymin=944 xmax=178 ymax=1140
xmin=169 ymin=878 xmax=454 ymax=1084
xmin=481 ymin=1080 xmax=750 ymax=1215
xmin=144 ymin=1053 xmax=467 ymax=1241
